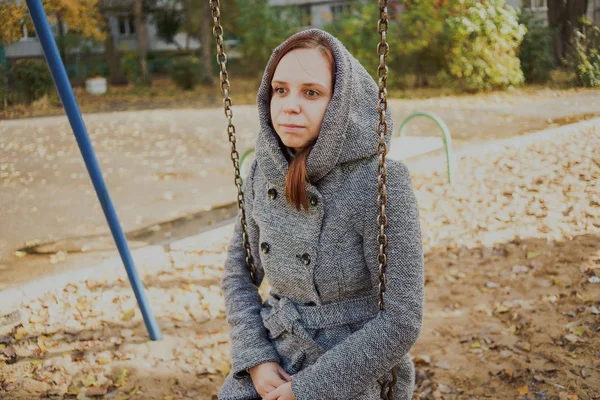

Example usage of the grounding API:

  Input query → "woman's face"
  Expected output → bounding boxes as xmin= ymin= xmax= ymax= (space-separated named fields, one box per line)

xmin=270 ymin=48 xmax=333 ymax=152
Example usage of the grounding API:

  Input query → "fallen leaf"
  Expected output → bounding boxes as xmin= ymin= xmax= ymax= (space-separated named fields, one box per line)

xmin=129 ymin=385 xmax=140 ymax=395
xmin=581 ymin=370 xmax=591 ymax=378
xmin=518 ymin=385 xmax=529 ymax=395
xmin=114 ymin=368 xmax=128 ymax=387
xmin=588 ymin=276 xmax=600 ymax=284
xmin=120 ymin=309 xmax=135 ymax=322
xmin=514 ymin=341 xmax=531 ymax=352
xmin=14 ymin=326 xmax=28 ymax=341
xmin=85 ymin=386 xmax=107 ymax=396
xmin=569 ymin=325 xmax=586 ymax=337
xmin=527 ymin=251 xmax=541 ymax=259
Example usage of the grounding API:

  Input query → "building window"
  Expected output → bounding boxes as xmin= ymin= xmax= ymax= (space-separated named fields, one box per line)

xmin=331 ymin=4 xmax=352 ymax=20
xmin=299 ymin=5 xmax=312 ymax=27
xmin=118 ymin=15 xmax=136 ymax=37
xmin=523 ymin=0 xmax=547 ymax=10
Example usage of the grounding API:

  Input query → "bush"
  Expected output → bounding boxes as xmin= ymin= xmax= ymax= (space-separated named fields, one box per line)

xmin=169 ymin=56 xmax=201 ymax=90
xmin=518 ymin=9 xmax=555 ymax=83
xmin=11 ymin=59 xmax=54 ymax=103
xmin=572 ymin=18 xmax=600 ymax=88
xmin=439 ymin=0 xmax=526 ymax=92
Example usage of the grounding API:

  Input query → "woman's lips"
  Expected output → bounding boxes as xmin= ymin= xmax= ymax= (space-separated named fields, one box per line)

xmin=280 ymin=124 xmax=305 ymax=133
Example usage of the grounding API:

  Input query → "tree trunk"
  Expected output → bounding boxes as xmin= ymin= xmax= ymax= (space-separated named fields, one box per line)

xmin=133 ymin=0 xmax=151 ymax=85
xmin=200 ymin=0 xmax=215 ymax=85
xmin=57 ymin=14 xmax=67 ymax=63
xmin=102 ymin=14 xmax=127 ymax=85
xmin=547 ymin=0 xmax=590 ymax=64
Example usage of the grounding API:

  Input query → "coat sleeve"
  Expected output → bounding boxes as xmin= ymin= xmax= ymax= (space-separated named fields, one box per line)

xmin=221 ymin=160 xmax=281 ymax=380
xmin=290 ymin=161 xmax=425 ymax=399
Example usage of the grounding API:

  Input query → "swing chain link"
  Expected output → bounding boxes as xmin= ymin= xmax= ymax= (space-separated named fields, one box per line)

xmin=209 ymin=0 xmax=257 ymax=286
xmin=376 ymin=0 xmax=398 ymax=398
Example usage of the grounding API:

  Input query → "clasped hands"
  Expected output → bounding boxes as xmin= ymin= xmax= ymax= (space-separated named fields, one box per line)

xmin=248 ymin=361 xmax=297 ymax=400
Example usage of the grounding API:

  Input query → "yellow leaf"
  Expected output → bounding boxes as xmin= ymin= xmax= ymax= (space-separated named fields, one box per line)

xmin=495 ymin=305 xmax=510 ymax=314
xmin=114 ymin=368 xmax=128 ymax=387
xmin=97 ymin=357 xmax=111 ymax=365
xmin=14 ymin=251 xmax=27 ymax=258
xmin=37 ymin=336 xmax=47 ymax=352
xmin=67 ymin=385 xmax=81 ymax=395
xmin=29 ymin=314 xmax=46 ymax=324
xmin=31 ymin=360 xmax=42 ymax=367
xmin=120 ymin=309 xmax=135 ymax=322
xmin=517 ymin=386 xmax=529 ymax=395
xmin=129 ymin=385 xmax=140 ymax=395
xmin=470 ymin=341 xmax=481 ymax=348
xmin=81 ymin=376 xmax=96 ymax=387
xmin=114 ymin=394 xmax=130 ymax=400
xmin=527 ymin=251 xmax=540 ymax=259
xmin=569 ymin=326 xmax=586 ymax=337
xmin=14 ymin=326 xmax=28 ymax=340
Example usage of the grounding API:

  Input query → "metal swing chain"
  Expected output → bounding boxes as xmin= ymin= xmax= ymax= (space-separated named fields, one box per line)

xmin=211 ymin=0 xmax=395 ymax=395
xmin=209 ymin=0 xmax=258 ymax=286
xmin=375 ymin=0 xmax=398 ymax=399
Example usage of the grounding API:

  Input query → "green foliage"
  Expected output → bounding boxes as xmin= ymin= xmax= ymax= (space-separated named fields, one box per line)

xmin=572 ymin=18 xmax=600 ymax=88
xmin=11 ymin=59 xmax=54 ymax=103
xmin=233 ymin=0 xmax=304 ymax=76
xmin=518 ymin=9 xmax=554 ymax=83
xmin=325 ymin=1 xmax=404 ymax=87
xmin=154 ymin=0 xmax=183 ymax=47
xmin=397 ymin=0 xmax=457 ymax=80
xmin=439 ymin=0 xmax=526 ymax=92
xmin=169 ymin=56 xmax=201 ymax=90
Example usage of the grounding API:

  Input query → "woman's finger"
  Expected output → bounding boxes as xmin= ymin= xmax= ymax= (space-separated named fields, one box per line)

xmin=278 ymin=369 xmax=292 ymax=382
xmin=263 ymin=386 xmax=279 ymax=400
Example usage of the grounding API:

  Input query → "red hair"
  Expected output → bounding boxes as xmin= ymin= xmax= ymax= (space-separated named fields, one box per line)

xmin=265 ymin=33 xmax=336 ymax=211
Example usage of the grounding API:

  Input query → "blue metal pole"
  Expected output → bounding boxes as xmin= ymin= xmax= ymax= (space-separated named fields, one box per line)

xmin=25 ymin=0 xmax=162 ymax=341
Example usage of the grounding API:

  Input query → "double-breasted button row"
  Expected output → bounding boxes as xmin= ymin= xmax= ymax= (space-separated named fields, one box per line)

xmin=262 ymin=242 xmax=311 ymax=266
xmin=267 ymin=188 xmax=319 ymax=207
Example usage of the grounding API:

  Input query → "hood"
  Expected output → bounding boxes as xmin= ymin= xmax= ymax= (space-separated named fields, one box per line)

xmin=255 ymin=28 xmax=393 ymax=187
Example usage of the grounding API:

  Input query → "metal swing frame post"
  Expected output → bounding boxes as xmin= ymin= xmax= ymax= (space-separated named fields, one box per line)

xmin=25 ymin=0 xmax=162 ymax=341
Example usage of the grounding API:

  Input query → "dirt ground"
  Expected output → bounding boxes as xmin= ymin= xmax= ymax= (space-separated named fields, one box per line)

xmin=0 ymin=124 xmax=598 ymax=399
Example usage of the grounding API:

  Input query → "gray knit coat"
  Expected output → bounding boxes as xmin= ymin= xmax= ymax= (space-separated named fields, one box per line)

xmin=217 ymin=28 xmax=424 ymax=400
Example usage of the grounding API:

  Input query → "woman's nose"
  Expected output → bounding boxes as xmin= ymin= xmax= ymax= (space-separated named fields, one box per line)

xmin=283 ymin=95 xmax=301 ymax=113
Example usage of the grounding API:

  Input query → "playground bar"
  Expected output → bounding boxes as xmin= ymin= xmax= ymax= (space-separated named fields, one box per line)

xmin=25 ymin=0 xmax=162 ymax=341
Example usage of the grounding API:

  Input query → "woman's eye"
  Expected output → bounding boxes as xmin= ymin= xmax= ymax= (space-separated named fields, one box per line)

xmin=275 ymin=87 xmax=285 ymax=94
xmin=306 ymin=90 xmax=319 ymax=97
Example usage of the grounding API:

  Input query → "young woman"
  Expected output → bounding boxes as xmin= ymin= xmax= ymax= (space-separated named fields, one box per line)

xmin=217 ymin=28 xmax=424 ymax=400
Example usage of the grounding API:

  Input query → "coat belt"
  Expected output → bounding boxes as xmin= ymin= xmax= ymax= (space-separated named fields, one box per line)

xmin=260 ymin=293 xmax=379 ymax=341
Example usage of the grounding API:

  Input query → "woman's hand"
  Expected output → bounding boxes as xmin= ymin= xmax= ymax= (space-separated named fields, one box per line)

xmin=248 ymin=362 xmax=292 ymax=398
xmin=263 ymin=381 xmax=296 ymax=400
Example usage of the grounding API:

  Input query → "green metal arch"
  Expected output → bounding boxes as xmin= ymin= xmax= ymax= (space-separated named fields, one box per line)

xmin=398 ymin=111 xmax=456 ymax=183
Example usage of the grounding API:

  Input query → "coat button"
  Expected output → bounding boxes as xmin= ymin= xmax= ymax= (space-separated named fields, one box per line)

xmin=261 ymin=242 xmax=270 ymax=254
xmin=297 ymin=253 xmax=311 ymax=265
xmin=268 ymin=188 xmax=278 ymax=200
xmin=309 ymin=196 xmax=318 ymax=206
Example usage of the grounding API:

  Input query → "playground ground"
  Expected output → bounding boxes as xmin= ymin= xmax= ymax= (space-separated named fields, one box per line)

xmin=0 ymin=118 xmax=598 ymax=399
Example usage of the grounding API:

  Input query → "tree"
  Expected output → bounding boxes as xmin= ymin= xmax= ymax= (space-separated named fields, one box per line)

xmin=154 ymin=0 xmax=183 ymax=50
xmin=547 ymin=0 xmax=590 ymax=64
xmin=133 ymin=0 xmax=151 ymax=85
xmin=0 ymin=0 xmax=104 ymax=61
xmin=0 ymin=2 xmax=27 ymax=44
